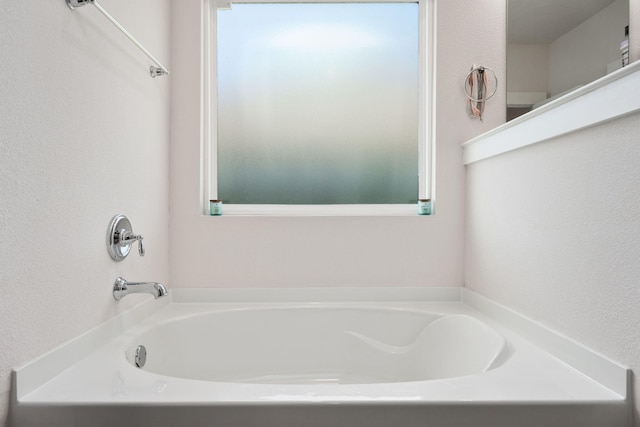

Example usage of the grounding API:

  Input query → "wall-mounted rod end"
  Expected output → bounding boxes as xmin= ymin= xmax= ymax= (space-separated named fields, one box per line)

xmin=66 ymin=0 xmax=95 ymax=10
xmin=150 ymin=66 xmax=170 ymax=78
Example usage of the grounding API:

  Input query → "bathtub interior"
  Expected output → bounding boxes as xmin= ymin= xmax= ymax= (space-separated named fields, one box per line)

xmin=125 ymin=307 xmax=507 ymax=384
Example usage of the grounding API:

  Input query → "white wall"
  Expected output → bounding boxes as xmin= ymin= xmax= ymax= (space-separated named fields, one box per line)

xmin=169 ymin=0 xmax=506 ymax=289
xmin=0 ymin=1 xmax=171 ymax=424
xmin=465 ymin=110 xmax=640 ymax=423
xmin=506 ymin=44 xmax=549 ymax=94
xmin=549 ymin=0 xmax=629 ymax=96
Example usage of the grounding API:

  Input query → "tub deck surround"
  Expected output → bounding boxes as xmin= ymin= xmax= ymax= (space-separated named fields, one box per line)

xmin=12 ymin=288 xmax=629 ymax=427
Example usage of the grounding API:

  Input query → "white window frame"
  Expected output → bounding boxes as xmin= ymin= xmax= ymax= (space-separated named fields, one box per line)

xmin=201 ymin=0 xmax=436 ymax=216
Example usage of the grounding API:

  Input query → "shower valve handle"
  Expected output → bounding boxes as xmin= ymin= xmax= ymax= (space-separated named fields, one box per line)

xmin=119 ymin=230 xmax=145 ymax=257
xmin=107 ymin=215 xmax=146 ymax=261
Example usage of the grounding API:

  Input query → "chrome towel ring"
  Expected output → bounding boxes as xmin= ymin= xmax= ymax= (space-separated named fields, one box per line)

xmin=464 ymin=66 xmax=498 ymax=102
xmin=464 ymin=66 xmax=498 ymax=121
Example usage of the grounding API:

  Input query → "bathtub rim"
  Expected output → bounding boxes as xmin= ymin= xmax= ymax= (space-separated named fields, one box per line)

xmin=12 ymin=286 xmax=629 ymax=402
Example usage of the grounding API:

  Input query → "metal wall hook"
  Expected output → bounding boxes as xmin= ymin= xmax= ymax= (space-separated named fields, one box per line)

xmin=107 ymin=215 xmax=145 ymax=261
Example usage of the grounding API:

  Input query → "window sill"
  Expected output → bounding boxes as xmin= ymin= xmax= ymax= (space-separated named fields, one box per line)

xmin=205 ymin=204 xmax=432 ymax=217
xmin=462 ymin=60 xmax=640 ymax=165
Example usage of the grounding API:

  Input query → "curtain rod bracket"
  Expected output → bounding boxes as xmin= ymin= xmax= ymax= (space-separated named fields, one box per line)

xmin=66 ymin=0 xmax=94 ymax=10
xmin=150 ymin=66 xmax=169 ymax=78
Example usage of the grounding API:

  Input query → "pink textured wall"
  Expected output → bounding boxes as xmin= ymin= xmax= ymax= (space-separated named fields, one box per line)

xmin=168 ymin=0 xmax=507 ymax=289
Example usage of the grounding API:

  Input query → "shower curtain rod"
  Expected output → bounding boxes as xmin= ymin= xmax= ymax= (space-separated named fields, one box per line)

xmin=66 ymin=0 xmax=170 ymax=78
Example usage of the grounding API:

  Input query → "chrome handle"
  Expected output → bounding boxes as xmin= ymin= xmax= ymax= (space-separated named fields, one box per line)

xmin=119 ymin=230 xmax=145 ymax=257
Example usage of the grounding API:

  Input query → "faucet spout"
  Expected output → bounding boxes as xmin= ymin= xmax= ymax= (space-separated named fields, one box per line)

xmin=113 ymin=277 xmax=168 ymax=301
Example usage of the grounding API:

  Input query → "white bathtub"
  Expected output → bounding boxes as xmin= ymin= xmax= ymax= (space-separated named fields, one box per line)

xmin=132 ymin=307 xmax=506 ymax=384
xmin=12 ymin=289 xmax=629 ymax=427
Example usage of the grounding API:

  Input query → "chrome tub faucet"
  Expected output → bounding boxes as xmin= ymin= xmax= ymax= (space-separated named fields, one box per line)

xmin=113 ymin=277 xmax=168 ymax=301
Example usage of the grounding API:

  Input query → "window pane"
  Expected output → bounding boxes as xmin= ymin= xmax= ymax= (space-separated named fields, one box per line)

xmin=217 ymin=3 xmax=419 ymax=204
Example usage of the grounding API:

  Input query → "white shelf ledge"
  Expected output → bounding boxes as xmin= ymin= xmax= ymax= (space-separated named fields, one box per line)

xmin=463 ymin=61 xmax=640 ymax=165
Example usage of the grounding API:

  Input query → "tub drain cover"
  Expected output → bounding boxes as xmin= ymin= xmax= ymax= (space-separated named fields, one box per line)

xmin=135 ymin=345 xmax=147 ymax=368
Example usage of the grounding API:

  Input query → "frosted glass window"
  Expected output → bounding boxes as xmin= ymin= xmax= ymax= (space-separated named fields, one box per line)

xmin=217 ymin=3 xmax=419 ymax=204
